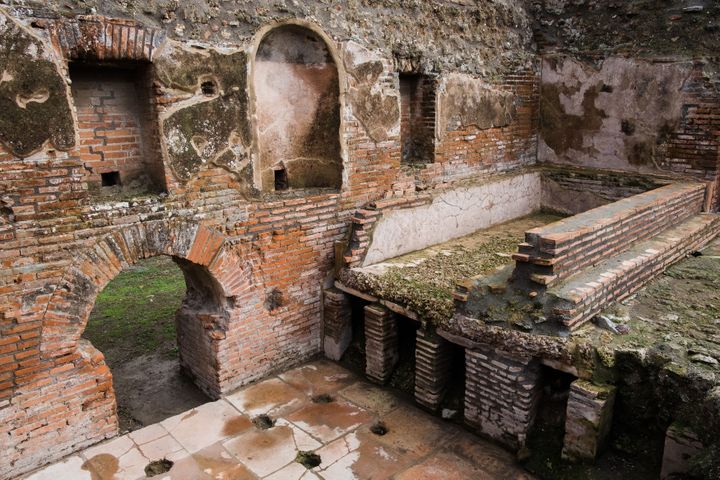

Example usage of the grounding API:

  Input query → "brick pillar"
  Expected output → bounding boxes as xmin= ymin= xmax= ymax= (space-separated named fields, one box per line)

xmin=562 ymin=380 xmax=616 ymax=462
xmin=323 ymin=288 xmax=352 ymax=361
xmin=660 ymin=422 xmax=704 ymax=480
xmin=415 ymin=328 xmax=453 ymax=411
xmin=364 ymin=303 xmax=399 ymax=384
xmin=464 ymin=346 xmax=541 ymax=449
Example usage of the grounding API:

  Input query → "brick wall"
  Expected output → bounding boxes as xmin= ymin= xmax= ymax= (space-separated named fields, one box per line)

xmin=0 ymin=13 xmax=543 ymax=478
xmin=71 ymin=64 xmax=163 ymax=192
xmin=660 ymin=62 xmax=720 ymax=209
xmin=422 ymin=68 xmax=539 ymax=188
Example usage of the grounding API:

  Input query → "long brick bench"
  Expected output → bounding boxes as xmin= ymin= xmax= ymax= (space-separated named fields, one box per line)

xmin=546 ymin=213 xmax=720 ymax=329
xmin=513 ymin=182 xmax=707 ymax=287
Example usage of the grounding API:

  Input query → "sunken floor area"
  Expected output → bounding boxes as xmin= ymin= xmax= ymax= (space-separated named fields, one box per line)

xmin=22 ymin=361 xmax=531 ymax=480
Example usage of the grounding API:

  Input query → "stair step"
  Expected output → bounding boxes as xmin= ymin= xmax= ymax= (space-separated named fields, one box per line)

xmin=546 ymin=213 xmax=720 ymax=329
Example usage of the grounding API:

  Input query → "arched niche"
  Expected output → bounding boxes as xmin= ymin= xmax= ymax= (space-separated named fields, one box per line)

xmin=253 ymin=24 xmax=342 ymax=191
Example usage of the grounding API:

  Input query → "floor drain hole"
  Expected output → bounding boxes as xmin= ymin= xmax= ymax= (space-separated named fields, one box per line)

xmin=145 ymin=458 xmax=173 ymax=477
xmin=252 ymin=414 xmax=275 ymax=430
xmin=296 ymin=451 xmax=322 ymax=468
xmin=311 ymin=393 xmax=334 ymax=403
xmin=370 ymin=421 xmax=388 ymax=436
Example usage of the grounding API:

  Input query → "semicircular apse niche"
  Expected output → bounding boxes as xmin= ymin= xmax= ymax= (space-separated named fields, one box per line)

xmin=254 ymin=25 xmax=342 ymax=191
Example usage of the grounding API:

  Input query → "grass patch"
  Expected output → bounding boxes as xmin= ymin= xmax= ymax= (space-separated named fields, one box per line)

xmin=82 ymin=256 xmax=186 ymax=365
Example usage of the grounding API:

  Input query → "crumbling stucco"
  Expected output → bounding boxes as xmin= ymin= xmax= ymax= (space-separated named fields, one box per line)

xmin=345 ymin=42 xmax=400 ymax=144
xmin=156 ymin=44 xmax=252 ymax=184
xmin=436 ymin=74 xmax=516 ymax=140
xmin=363 ymin=172 xmax=542 ymax=266
xmin=539 ymin=56 xmax=691 ymax=171
xmin=0 ymin=10 xmax=74 ymax=157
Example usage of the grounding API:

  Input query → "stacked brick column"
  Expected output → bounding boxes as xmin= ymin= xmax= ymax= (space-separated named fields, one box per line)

xmin=414 ymin=328 xmax=453 ymax=411
xmin=562 ymin=380 xmax=616 ymax=462
xmin=465 ymin=346 xmax=541 ymax=449
xmin=364 ymin=303 xmax=399 ymax=384
xmin=323 ymin=288 xmax=353 ymax=361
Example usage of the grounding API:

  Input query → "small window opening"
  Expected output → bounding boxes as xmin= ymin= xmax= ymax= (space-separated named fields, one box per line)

xmin=201 ymin=80 xmax=216 ymax=96
xmin=399 ymin=73 xmax=436 ymax=164
xmin=274 ymin=167 xmax=289 ymax=191
xmin=101 ymin=171 xmax=121 ymax=187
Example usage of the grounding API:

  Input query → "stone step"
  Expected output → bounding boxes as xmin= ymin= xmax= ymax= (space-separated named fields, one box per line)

xmin=513 ymin=182 xmax=707 ymax=287
xmin=546 ymin=213 xmax=720 ymax=329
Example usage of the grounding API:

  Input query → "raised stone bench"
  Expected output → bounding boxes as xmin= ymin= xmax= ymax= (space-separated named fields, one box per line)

xmin=513 ymin=182 xmax=707 ymax=288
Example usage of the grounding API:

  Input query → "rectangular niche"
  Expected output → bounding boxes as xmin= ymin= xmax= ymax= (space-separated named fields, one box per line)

xmin=399 ymin=73 xmax=436 ymax=165
xmin=70 ymin=62 xmax=166 ymax=198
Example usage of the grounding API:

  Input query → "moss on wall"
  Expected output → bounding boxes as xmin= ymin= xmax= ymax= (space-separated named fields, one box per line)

xmin=157 ymin=47 xmax=252 ymax=184
xmin=0 ymin=11 xmax=74 ymax=157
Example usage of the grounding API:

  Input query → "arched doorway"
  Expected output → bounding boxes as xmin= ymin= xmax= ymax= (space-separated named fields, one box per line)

xmin=37 ymin=222 xmax=249 ymax=438
xmin=81 ymin=254 xmax=225 ymax=432
xmin=253 ymin=24 xmax=342 ymax=191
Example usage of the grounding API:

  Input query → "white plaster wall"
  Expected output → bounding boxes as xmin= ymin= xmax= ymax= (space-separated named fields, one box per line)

xmin=362 ymin=172 xmax=542 ymax=266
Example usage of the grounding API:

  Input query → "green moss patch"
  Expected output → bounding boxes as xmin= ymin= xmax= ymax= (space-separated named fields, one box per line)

xmin=82 ymin=256 xmax=186 ymax=365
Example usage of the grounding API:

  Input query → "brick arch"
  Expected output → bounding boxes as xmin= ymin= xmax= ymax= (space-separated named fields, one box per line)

xmin=40 ymin=220 xmax=251 ymax=396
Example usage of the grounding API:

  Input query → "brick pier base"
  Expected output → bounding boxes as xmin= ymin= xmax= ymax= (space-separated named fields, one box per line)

xmin=364 ymin=303 xmax=399 ymax=384
xmin=562 ymin=380 xmax=616 ymax=462
xmin=415 ymin=329 xmax=453 ymax=411
xmin=323 ymin=288 xmax=353 ymax=361
xmin=465 ymin=346 xmax=542 ymax=449
xmin=660 ymin=422 xmax=704 ymax=479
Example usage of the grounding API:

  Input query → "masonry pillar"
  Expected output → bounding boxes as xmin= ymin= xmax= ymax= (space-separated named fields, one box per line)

xmin=562 ymin=380 xmax=616 ymax=462
xmin=464 ymin=346 xmax=541 ymax=449
xmin=660 ymin=422 xmax=704 ymax=480
xmin=415 ymin=328 xmax=453 ymax=411
xmin=323 ymin=288 xmax=353 ymax=361
xmin=364 ymin=303 xmax=399 ymax=384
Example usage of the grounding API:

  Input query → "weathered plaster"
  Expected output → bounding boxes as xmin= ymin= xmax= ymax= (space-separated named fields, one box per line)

xmin=436 ymin=73 xmax=516 ymax=140
xmin=539 ymin=56 xmax=691 ymax=171
xmin=156 ymin=43 xmax=252 ymax=184
xmin=0 ymin=9 xmax=74 ymax=157
xmin=344 ymin=41 xmax=400 ymax=143
xmin=362 ymin=172 xmax=542 ymax=266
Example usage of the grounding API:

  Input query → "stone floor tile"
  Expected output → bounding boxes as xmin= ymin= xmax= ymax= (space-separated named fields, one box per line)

xmin=263 ymin=462 xmax=322 ymax=480
xmin=137 ymin=433 xmax=185 ymax=461
xmin=226 ymin=377 xmax=307 ymax=417
xmin=161 ymin=399 xmax=251 ymax=453
xmin=81 ymin=435 xmax=149 ymax=480
xmin=23 ymin=456 xmax=92 ymax=480
xmin=279 ymin=360 xmax=356 ymax=396
xmin=223 ymin=419 xmax=321 ymax=477
xmin=286 ymin=398 xmax=373 ymax=443
xmin=366 ymin=403 xmax=457 ymax=458
xmin=394 ymin=451 xmax=495 ymax=480
xmin=338 ymin=381 xmax=402 ymax=416
xmin=316 ymin=431 xmax=410 ymax=480
xmin=128 ymin=423 xmax=168 ymax=445
xmin=154 ymin=443 xmax=256 ymax=480
xmin=443 ymin=431 xmax=535 ymax=479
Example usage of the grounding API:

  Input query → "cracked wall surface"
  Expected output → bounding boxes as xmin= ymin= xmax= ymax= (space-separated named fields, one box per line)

xmin=363 ymin=172 xmax=542 ymax=266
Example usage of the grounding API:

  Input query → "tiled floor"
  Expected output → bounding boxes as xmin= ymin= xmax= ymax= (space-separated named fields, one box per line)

xmin=22 ymin=360 xmax=533 ymax=480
